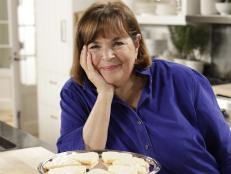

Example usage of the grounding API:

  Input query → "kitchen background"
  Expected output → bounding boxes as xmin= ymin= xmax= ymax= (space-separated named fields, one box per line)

xmin=0 ymin=0 xmax=231 ymax=147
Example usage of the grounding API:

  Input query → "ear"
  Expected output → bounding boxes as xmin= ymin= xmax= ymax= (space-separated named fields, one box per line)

xmin=134 ymin=34 xmax=141 ymax=52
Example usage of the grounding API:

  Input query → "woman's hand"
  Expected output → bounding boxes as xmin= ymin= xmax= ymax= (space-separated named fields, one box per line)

xmin=80 ymin=45 xmax=114 ymax=95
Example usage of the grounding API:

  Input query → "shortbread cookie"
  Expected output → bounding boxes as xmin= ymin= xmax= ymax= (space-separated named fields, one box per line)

xmin=47 ymin=166 xmax=86 ymax=174
xmin=87 ymin=168 xmax=111 ymax=174
xmin=101 ymin=151 xmax=133 ymax=164
xmin=112 ymin=158 xmax=134 ymax=166
xmin=101 ymin=152 xmax=120 ymax=164
xmin=133 ymin=157 xmax=149 ymax=169
xmin=44 ymin=155 xmax=81 ymax=170
xmin=72 ymin=152 xmax=99 ymax=168
xmin=117 ymin=153 xmax=133 ymax=159
xmin=112 ymin=158 xmax=148 ymax=174
xmin=133 ymin=157 xmax=149 ymax=174
xmin=108 ymin=165 xmax=138 ymax=174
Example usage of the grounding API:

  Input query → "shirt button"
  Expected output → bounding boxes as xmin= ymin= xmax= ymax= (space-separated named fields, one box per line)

xmin=145 ymin=144 xmax=149 ymax=150
xmin=137 ymin=120 xmax=142 ymax=125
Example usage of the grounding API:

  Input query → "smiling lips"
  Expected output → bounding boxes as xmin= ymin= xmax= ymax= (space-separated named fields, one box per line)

xmin=100 ymin=64 xmax=121 ymax=71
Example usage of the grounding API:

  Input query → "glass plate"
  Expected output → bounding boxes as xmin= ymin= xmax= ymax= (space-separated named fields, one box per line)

xmin=38 ymin=149 xmax=161 ymax=174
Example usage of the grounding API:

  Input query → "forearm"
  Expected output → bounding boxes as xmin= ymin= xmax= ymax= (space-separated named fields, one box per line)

xmin=83 ymin=92 xmax=113 ymax=150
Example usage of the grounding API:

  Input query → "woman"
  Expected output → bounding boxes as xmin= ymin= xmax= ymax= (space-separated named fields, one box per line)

xmin=57 ymin=1 xmax=231 ymax=173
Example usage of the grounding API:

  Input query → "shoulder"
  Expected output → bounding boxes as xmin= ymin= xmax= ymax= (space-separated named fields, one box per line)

xmin=151 ymin=59 xmax=194 ymax=77
xmin=149 ymin=59 xmax=212 ymax=100
xmin=61 ymin=78 xmax=97 ymax=103
xmin=61 ymin=78 xmax=86 ymax=99
xmin=62 ymin=78 xmax=84 ymax=93
xmin=150 ymin=59 xmax=207 ymax=85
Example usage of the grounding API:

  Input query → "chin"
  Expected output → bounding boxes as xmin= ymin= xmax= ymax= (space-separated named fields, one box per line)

xmin=104 ymin=78 xmax=124 ymax=88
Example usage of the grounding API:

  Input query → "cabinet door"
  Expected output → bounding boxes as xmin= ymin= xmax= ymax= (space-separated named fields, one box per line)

xmin=38 ymin=104 xmax=61 ymax=145
xmin=36 ymin=0 xmax=73 ymax=74
xmin=55 ymin=0 xmax=73 ymax=76
xmin=37 ymin=69 xmax=67 ymax=109
xmin=36 ymin=0 xmax=59 ymax=72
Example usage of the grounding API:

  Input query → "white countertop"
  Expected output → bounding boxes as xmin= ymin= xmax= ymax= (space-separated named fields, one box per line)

xmin=0 ymin=146 xmax=54 ymax=174
xmin=212 ymin=83 xmax=231 ymax=98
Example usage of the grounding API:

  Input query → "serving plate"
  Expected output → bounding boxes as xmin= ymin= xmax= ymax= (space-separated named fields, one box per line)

xmin=38 ymin=149 xmax=161 ymax=174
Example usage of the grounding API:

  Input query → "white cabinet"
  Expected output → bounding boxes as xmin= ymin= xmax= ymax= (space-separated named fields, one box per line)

xmin=38 ymin=104 xmax=61 ymax=145
xmin=134 ymin=0 xmax=231 ymax=25
xmin=135 ymin=0 xmax=200 ymax=25
xmin=36 ymin=0 xmax=73 ymax=73
xmin=136 ymin=15 xmax=187 ymax=25
xmin=136 ymin=14 xmax=231 ymax=26
xmin=37 ymin=69 xmax=66 ymax=108
xmin=36 ymin=0 xmax=74 ymax=146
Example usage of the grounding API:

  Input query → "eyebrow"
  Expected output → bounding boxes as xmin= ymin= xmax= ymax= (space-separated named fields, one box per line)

xmin=93 ymin=37 xmax=123 ymax=43
xmin=112 ymin=37 xmax=122 ymax=41
xmin=90 ymin=37 xmax=126 ymax=45
xmin=90 ymin=41 xmax=99 ymax=44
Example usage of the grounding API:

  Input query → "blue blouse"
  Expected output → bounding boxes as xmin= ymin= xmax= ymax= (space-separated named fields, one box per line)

xmin=57 ymin=59 xmax=231 ymax=174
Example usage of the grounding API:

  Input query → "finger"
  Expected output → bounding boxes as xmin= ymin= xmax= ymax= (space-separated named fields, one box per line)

xmin=80 ymin=45 xmax=86 ymax=66
xmin=87 ymin=51 xmax=100 ymax=83
xmin=87 ymin=51 xmax=99 ymax=74
xmin=86 ymin=51 xmax=100 ymax=80
xmin=86 ymin=51 xmax=94 ymax=72
xmin=80 ymin=45 xmax=87 ymax=71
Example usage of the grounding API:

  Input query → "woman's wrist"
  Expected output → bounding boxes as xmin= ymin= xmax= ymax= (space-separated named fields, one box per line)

xmin=97 ymin=89 xmax=114 ymax=100
xmin=97 ymin=85 xmax=114 ymax=95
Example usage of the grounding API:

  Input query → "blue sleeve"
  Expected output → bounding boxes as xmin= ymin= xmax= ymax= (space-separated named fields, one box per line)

xmin=57 ymin=85 xmax=88 ymax=152
xmin=193 ymin=71 xmax=231 ymax=173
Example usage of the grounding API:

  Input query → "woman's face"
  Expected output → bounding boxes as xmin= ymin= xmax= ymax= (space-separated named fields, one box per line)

xmin=87 ymin=34 xmax=140 ymax=87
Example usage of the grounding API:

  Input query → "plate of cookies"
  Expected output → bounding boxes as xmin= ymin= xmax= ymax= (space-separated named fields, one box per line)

xmin=38 ymin=150 xmax=161 ymax=174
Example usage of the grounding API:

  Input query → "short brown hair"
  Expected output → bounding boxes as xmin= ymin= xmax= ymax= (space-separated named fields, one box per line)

xmin=71 ymin=1 xmax=151 ymax=84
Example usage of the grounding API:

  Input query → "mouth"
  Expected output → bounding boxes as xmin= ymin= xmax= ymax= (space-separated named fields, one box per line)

xmin=100 ymin=64 xmax=121 ymax=71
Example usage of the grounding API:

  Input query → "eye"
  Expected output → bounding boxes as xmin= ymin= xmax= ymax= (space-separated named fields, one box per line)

xmin=113 ymin=41 xmax=124 ymax=47
xmin=89 ymin=45 xmax=100 ymax=49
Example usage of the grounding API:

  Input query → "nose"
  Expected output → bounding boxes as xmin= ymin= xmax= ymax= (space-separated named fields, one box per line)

xmin=101 ymin=47 xmax=115 ymax=61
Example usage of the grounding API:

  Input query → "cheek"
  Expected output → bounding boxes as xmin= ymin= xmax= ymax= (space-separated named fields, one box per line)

xmin=115 ymin=48 xmax=136 ymax=64
xmin=92 ymin=56 xmax=98 ymax=66
xmin=90 ymin=51 xmax=100 ymax=66
xmin=114 ymin=49 xmax=128 ymax=60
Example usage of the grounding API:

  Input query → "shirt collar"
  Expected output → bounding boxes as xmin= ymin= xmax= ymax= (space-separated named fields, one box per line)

xmin=135 ymin=65 xmax=153 ymax=94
